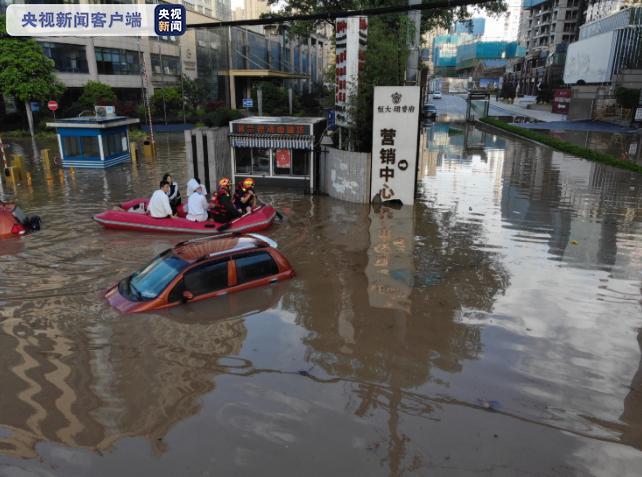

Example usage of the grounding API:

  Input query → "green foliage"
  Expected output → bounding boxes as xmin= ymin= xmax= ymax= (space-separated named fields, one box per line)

xmin=615 ymin=87 xmax=641 ymax=110
xmin=0 ymin=15 xmax=65 ymax=103
xmin=205 ymin=108 xmax=243 ymax=127
xmin=182 ymin=75 xmax=211 ymax=110
xmin=251 ymin=82 xmax=300 ymax=116
xmin=480 ymin=117 xmax=642 ymax=174
xmin=78 ymin=81 xmax=117 ymax=108
xmin=150 ymin=87 xmax=183 ymax=115
xmin=266 ymin=0 xmax=507 ymax=39
xmin=348 ymin=15 xmax=411 ymax=151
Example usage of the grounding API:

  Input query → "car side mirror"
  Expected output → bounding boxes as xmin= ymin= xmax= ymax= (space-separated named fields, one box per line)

xmin=182 ymin=290 xmax=194 ymax=302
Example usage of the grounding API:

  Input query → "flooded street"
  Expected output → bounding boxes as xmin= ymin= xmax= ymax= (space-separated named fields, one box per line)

xmin=0 ymin=122 xmax=641 ymax=476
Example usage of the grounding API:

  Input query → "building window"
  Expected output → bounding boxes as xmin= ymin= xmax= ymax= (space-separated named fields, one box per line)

xmin=252 ymin=148 xmax=270 ymax=174
xmin=151 ymin=54 xmax=180 ymax=76
xmin=291 ymin=150 xmax=309 ymax=176
xmin=235 ymin=148 xmax=252 ymax=173
xmin=95 ymin=47 xmax=140 ymax=75
xmin=40 ymin=42 xmax=88 ymax=73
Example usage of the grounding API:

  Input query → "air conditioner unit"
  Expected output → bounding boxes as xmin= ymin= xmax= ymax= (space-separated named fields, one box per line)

xmin=95 ymin=106 xmax=116 ymax=117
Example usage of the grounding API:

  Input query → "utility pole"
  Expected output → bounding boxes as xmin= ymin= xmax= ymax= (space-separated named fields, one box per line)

xmin=405 ymin=0 xmax=422 ymax=85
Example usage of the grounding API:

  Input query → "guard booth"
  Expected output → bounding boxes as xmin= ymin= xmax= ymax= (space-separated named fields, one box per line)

xmin=47 ymin=107 xmax=139 ymax=169
xmin=228 ymin=117 xmax=327 ymax=192
xmin=466 ymin=91 xmax=490 ymax=122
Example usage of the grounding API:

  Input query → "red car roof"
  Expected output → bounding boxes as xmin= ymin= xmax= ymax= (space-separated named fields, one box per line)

xmin=173 ymin=233 xmax=274 ymax=263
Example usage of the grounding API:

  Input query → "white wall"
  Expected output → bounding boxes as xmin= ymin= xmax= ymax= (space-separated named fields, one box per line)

xmin=563 ymin=31 xmax=617 ymax=84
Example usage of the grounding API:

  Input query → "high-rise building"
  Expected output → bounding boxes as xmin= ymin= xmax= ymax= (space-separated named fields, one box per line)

xmin=514 ymin=0 xmax=588 ymax=95
xmin=231 ymin=0 xmax=269 ymax=20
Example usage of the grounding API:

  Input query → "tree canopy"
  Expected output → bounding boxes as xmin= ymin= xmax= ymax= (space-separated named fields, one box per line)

xmin=266 ymin=0 xmax=507 ymax=38
xmin=0 ymin=15 xmax=64 ymax=104
xmin=79 ymin=81 xmax=117 ymax=108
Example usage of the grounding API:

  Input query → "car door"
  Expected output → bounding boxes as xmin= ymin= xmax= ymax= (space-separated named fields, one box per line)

xmin=231 ymin=251 xmax=280 ymax=291
xmin=167 ymin=258 xmax=230 ymax=305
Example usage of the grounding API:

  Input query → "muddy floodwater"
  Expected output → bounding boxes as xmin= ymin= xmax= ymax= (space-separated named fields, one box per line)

xmin=0 ymin=123 xmax=641 ymax=476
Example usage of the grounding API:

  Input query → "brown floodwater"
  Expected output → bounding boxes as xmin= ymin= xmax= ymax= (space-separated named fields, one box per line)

xmin=0 ymin=124 xmax=641 ymax=476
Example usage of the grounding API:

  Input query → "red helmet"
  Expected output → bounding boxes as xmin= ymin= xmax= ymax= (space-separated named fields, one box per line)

xmin=218 ymin=177 xmax=231 ymax=188
xmin=242 ymin=178 xmax=255 ymax=190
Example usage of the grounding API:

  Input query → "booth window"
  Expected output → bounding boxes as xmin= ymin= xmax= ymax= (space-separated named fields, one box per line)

xmin=104 ymin=132 xmax=127 ymax=157
xmin=292 ymin=150 xmax=309 ymax=176
xmin=81 ymin=137 xmax=100 ymax=158
xmin=62 ymin=137 xmax=81 ymax=158
xmin=235 ymin=148 xmax=252 ymax=174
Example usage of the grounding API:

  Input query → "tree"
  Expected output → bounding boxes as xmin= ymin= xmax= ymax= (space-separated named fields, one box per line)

xmin=0 ymin=15 xmax=65 ymax=139
xmin=348 ymin=15 xmax=411 ymax=151
xmin=150 ymin=87 xmax=183 ymax=116
xmin=251 ymin=82 xmax=300 ymax=116
xmin=78 ymin=81 xmax=117 ymax=109
xmin=266 ymin=0 xmax=506 ymax=39
xmin=182 ymin=75 xmax=210 ymax=111
xmin=267 ymin=1 xmax=507 ymax=151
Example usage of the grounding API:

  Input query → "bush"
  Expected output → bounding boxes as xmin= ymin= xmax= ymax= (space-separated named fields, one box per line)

xmin=205 ymin=108 xmax=243 ymax=127
xmin=480 ymin=117 xmax=642 ymax=174
xmin=250 ymin=82 xmax=299 ymax=116
xmin=79 ymin=81 xmax=117 ymax=109
xmin=615 ymin=87 xmax=640 ymax=110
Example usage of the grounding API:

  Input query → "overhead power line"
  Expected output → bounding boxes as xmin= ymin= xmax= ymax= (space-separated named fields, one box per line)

xmin=187 ymin=0 xmax=500 ymax=29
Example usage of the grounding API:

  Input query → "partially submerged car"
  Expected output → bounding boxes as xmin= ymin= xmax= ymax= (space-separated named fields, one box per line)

xmin=0 ymin=202 xmax=41 ymax=237
xmin=106 ymin=233 xmax=294 ymax=313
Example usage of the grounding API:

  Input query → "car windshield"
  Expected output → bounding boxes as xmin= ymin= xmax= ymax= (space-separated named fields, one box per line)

xmin=125 ymin=251 xmax=188 ymax=301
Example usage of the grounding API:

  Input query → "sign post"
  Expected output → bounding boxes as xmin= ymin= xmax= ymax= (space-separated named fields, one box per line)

xmin=47 ymin=100 xmax=58 ymax=120
xmin=370 ymin=86 xmax=420 ymax=206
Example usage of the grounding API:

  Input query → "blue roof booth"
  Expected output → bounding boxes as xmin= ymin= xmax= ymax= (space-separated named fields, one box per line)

xmin=46 ymin=116 xmax=140 ymax=169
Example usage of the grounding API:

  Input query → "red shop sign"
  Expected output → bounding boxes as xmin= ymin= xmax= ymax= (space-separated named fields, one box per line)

xmin=275 ymin=149 xmax=292 ymax=169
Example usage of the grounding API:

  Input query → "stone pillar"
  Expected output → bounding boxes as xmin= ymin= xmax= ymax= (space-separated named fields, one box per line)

xmin=206 ymin=129 xmax=217 ymax=189
xmin=185 ymin=130 xmax=194 ymax=179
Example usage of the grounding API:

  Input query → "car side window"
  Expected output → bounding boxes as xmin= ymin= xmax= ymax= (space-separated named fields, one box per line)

xmin=168 ymin=278 xmax=185 ymax=303
xmin=235 ymin=252 xmax=279 ymax=284
xmin=183 ymin=259 xmax=229 ymax=296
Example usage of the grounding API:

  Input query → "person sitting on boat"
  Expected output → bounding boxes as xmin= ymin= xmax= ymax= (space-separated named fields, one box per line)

xmin=186 ymin=177 xmax=207 ymax=198
xmin=211 ymin=177 xmax=241 ymax=223
xmin=148 ymin=180 xmax=175 ymax=219
xmin=234 ymin=178 xmax=258 ymax=215
xmin=162 ymin=173 xmax=181 ymax=214
xmin=186 ymin=183 xmax=209 ymax=222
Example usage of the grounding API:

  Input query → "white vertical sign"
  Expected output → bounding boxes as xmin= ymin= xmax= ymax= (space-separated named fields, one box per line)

xmin=335 ymin=16 xmax=367 ymax=127
xmin=370 ymin=86 xmax=420 ymax=205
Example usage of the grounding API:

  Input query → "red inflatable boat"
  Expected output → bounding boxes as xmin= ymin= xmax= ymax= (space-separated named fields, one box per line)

xmin=93 ymin=197 xmax=277 ymax=235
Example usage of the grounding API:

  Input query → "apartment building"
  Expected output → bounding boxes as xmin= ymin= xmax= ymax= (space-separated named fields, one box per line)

xmin=513 ymin=0 xmax=587 ymax=94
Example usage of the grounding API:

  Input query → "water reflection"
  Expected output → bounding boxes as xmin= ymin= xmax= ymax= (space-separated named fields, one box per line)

xmin=0 ymin=127 xmax=641 ymax=474
xmin=0 ymin=296 xmax=250 ymax=458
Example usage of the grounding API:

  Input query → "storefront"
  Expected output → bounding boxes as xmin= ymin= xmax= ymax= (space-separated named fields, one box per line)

xmin=228 ymin=117 xmax=326 ymax=191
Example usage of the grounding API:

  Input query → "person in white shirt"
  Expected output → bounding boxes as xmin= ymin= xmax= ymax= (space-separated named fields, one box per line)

xmin=186 ymin=184 xmax=209 ymax=222
xmin=148 ymin=180 xmax=174 ymax=219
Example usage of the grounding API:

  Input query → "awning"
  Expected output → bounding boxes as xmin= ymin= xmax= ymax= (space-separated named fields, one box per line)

xmin=229 ymin=134 xmax=315 ymax=150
